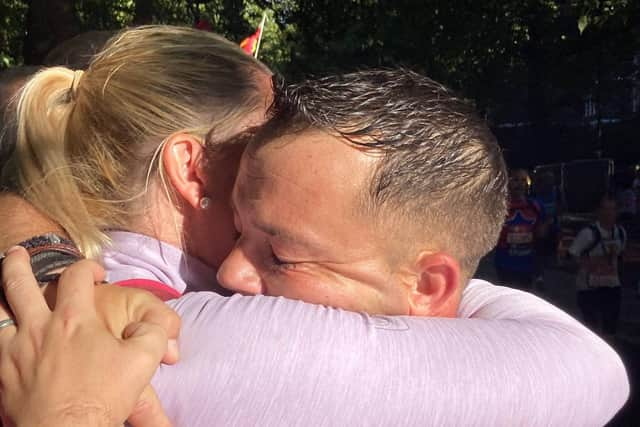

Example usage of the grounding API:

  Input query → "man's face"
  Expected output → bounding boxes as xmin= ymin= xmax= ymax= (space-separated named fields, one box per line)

xmin=216 ymin=129 xmax=413 ymax=315
xmin=598 ymin=199 xmax=617 ymax=226
xmin=509 ymin=170 xmax=529 ymax=199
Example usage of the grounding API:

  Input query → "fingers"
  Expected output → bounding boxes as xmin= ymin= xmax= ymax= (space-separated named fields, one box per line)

xmin=121 ymin=321 xmax=171 ymax=423
xmin=162 ymin=339 xmax=180 ymax=365
xmin=127 ymin=385 xmax=173 ymax=427
xmin=1 ymin=246 xmax=49 ymax=326
xmin=0 ymin=290 xmax=14 ymax=342
xmin=140 ymin=305 xmax=181 ymax=342
xmin=55 ymin=260 xmax=105 ymax=317
xmin=122 ymin=321 xmax=168 ymax=369
xmin=138 ymin=305 xmax=181 ymax=364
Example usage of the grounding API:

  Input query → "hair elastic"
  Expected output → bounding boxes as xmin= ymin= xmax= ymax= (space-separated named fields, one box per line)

xmin=70 ymin=69 xmax=84 ymax=99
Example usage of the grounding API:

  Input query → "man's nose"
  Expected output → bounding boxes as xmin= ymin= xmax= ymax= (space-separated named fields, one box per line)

xmin=217 ymin=244 xmax=264 ymax=295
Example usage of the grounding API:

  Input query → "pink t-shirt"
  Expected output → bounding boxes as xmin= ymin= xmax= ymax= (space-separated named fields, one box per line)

xmin=103 ymin=231 xmax=629 ymax=426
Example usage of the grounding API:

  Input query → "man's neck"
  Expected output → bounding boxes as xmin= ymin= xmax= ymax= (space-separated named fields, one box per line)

xmin=0 ymin=193 xmax=67 ymax=251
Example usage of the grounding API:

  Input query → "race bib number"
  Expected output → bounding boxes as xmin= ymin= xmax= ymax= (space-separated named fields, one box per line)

xmin=507 ymin=231 xmax=533 ymax=245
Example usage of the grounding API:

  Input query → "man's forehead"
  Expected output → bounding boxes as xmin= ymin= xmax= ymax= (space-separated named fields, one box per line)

xmin=247 ymin=128 xmax=378 ymax=178
xmin=233 ymin=134 xmax=324 ymax=248
xmin=234 ymin=150 xmax=268 ymax=205
xmin=237 ymin=131 xmax=330 ymax=205
xmin=234 ymin=128 xmax=376 ymax=233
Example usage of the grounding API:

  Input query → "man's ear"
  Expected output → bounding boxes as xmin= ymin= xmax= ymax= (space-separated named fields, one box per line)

xmin=161 ymin=133 xmax=206 ymax=209
xmin=408 ymin=252 xmax=462 ymax=317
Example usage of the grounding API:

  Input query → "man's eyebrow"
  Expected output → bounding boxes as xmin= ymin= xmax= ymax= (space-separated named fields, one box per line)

xmin=232 ymin=175 xmax=308 ymax=246
xmin=254 ymin=221 xmax=285 ymax=238
xmin=254 ymin=218 xmax=308 ymax=246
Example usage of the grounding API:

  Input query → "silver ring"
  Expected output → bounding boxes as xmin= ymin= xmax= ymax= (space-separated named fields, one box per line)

xmin=0 ymin=318 xmax=15 ymax=330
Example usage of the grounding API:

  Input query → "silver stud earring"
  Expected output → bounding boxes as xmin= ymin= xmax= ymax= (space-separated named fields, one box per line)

xmin=199 ymin=196 xmax=211 ymax=210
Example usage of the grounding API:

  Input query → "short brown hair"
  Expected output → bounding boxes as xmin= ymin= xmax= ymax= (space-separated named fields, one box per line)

xmin=256 ymin=69 xmax=507 ymax=276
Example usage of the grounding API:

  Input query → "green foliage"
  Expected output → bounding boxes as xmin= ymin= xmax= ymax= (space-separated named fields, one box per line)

xmin=0 ymin=0 xmax=28 ymax=69
xmin=576 ymin=0 xmax=630 ymax=33
xmin=75 ymin=0 xmax=135 ymax=29
xmin=1 ymin=0 xmax=638 ymax=127
xmin=241 ymin=0 xmax=298 ymax=73
xmin=70 ymin=1 xmax=298 ymax=71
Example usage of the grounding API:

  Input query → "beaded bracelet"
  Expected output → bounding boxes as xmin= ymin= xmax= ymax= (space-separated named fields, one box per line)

xmin=0 ymin=233 xmax=83 ymax=286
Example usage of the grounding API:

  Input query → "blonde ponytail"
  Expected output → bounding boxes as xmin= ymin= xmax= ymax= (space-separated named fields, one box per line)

xmin=13 ymin=67 xmax=106 ymax=257
xmin=6 ymin=26 xmax=268 ymax=258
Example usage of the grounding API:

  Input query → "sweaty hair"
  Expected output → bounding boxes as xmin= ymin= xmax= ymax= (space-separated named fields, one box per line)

xmin=2 ymin=26 xmax=268 ymax=257
xmin=256 ymin=69 xmax=507 ymax=276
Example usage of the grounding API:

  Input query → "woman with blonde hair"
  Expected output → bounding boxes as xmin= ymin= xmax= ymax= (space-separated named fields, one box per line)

xmin=5 ymin=25 xmax=271 ymax=293
xmin=0 ymin=26 xmax=628 ymax=426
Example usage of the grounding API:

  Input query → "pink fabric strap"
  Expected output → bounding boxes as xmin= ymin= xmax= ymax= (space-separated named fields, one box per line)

xmin=114 ymin=278 xmax=181 ymax=301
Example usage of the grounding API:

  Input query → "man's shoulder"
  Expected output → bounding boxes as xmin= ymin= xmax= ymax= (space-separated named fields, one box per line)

xmin=459 ymin=279 xmax=514 ymax=318
xmin=460 ymin=278 xmax=570 ymax=320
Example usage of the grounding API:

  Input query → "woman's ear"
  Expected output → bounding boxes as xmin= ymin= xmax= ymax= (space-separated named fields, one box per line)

xmin=407 ymin=252 xmax=462 ymax=317
xmin=161 ymin=133 xmax=206 ymax=209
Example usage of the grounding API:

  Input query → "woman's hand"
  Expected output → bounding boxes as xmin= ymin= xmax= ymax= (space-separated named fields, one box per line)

xmin=0 ymin=246 xmax=173 ymax=427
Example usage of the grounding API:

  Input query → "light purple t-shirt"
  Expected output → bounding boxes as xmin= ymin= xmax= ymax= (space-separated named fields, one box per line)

xmin=103 ymin=231 xmax=629 ymax=426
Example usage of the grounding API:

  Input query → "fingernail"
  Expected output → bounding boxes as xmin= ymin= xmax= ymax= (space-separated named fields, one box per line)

xmin=5 ymin=246 xmax=23 ymax=255
xmin=168 ymin=339 xmax=179 ymax=356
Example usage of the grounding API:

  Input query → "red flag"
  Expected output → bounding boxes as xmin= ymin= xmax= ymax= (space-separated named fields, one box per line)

xmin=194 ymin=18 xmax=213 ymax=32
xmin=240 ymin=27 xmax=261 ymax=55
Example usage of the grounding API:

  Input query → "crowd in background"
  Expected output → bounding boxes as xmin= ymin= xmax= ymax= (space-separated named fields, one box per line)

xmin=491 ymin=165 xmax=640 ymax=340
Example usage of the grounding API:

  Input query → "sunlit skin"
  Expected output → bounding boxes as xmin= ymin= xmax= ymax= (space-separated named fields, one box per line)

xmin=216 ymin=128 xmax=461 ymax=316
xmin=182 ymin=141 xmax=246 ymax=269
xmin=169 ymin=70 xmax=274 ymax=270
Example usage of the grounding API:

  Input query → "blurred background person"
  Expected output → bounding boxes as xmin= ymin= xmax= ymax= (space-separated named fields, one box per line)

xmin=494 ymin=168 xmax=550 ymax=290
xmin=569 ymin=195 xmax=626 ymax=338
